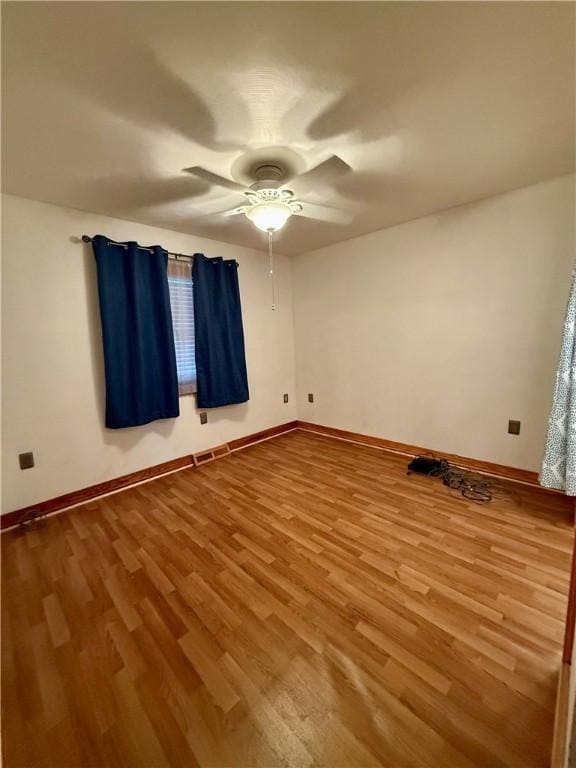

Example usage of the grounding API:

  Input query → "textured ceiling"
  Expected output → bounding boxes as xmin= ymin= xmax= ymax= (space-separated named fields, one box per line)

xmin=2 ymin=1 xmax=574 ymax=255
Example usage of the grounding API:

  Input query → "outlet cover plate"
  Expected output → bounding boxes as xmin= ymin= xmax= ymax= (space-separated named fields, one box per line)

xmin=308 ymin=393 xmax=314 ymax=403
xmin=508 ymin=419 xmax=521 ymax=435
xmin=200 ymin=412 xmax=208 ymax=425
xmin=19 ymin=452 xmax=34 ymax=470
xmin=283 ymin=393 xmax=289 ymax=403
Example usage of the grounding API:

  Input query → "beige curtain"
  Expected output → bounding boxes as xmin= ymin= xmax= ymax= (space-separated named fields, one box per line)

xmin=167 ymin=259 xmax=196 ymax=395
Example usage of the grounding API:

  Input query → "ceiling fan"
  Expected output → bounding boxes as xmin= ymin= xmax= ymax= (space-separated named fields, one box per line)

xmin=184 ymin=152 xmax=352 ymax=233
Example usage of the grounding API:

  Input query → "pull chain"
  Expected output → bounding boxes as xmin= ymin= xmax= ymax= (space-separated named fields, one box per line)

xmin=268 ymin=230 xmax=276 ymax=311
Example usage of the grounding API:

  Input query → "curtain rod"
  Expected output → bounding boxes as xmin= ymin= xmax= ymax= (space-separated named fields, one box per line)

xmin=81 ymin=235 xmax=195 ymax=262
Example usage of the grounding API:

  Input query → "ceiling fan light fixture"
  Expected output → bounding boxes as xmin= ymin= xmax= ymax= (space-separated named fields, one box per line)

xmin=245 ymin=201 xmax=292 ymax=232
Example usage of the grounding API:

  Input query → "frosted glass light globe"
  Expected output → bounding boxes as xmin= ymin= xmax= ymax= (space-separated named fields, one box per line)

xmin=245 ymin=202 xmax=292 ymax=232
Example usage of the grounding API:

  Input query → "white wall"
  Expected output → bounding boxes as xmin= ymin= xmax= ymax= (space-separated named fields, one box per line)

xmin=293 ymin=175 xmax=575 ymax=472
xmin=1 ymin=194 xmax=297 ymax=514
xmin=3 ymin=175 xmax=573 ymax=513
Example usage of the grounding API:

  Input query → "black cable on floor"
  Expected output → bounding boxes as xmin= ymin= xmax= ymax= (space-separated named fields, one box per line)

xmin=407 ymin=456 xmax=495 ymax=503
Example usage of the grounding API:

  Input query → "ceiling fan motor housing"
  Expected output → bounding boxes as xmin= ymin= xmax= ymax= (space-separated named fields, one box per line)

xmin=249 ymin=163 xmax=288 ymax=192
xmin=253 ymin=163 xmax=285 ymax=181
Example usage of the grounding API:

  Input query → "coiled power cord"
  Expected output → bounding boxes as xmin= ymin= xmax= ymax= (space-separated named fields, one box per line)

xmin=407 ymin=456 xmax=495 ymax=503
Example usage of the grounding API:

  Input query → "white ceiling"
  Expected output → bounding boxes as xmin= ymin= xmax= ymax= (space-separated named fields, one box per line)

xmin=2 ymin=2 xmax=574 ymax=255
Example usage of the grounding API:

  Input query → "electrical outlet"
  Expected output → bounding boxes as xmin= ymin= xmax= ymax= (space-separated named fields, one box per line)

xmin=308 ymin=393 xmax=314 ymax=403
xmin=508 ymin=420 xmax=521 ymax=435
xmin=283 ymin=393 xmax=289 ymax=403
xmin=19 ymin=452 xmax=34 ymax=470
xmin=199 ymin=412 xmax=208 ymax=425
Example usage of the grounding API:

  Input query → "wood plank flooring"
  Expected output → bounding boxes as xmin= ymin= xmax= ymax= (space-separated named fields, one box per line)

xmin=2 ymin=430 xmax=574 ymax=768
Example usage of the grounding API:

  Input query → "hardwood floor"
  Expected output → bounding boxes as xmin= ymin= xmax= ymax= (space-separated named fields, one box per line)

xmin=2 ymin=431 xmax=574 ymax=768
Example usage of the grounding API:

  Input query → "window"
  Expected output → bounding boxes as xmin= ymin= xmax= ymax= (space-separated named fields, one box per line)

xmin=168 ymin=259 xmax=196 ymax=395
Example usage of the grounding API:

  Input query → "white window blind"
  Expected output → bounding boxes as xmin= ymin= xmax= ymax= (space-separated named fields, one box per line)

xmin=168 ymin=259 xmax=196 ymax=395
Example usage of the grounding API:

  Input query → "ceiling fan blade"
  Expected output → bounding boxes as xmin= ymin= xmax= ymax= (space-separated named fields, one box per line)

xmin=183 ymin=166 xmax=248 ymax=192
xmin=297 ymin=202 xmax=352 ymax=225
xmin=192 ymin=204 xmax=247 ymax=221
xmin=292 ymin=155 xmax=352 ymax=193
